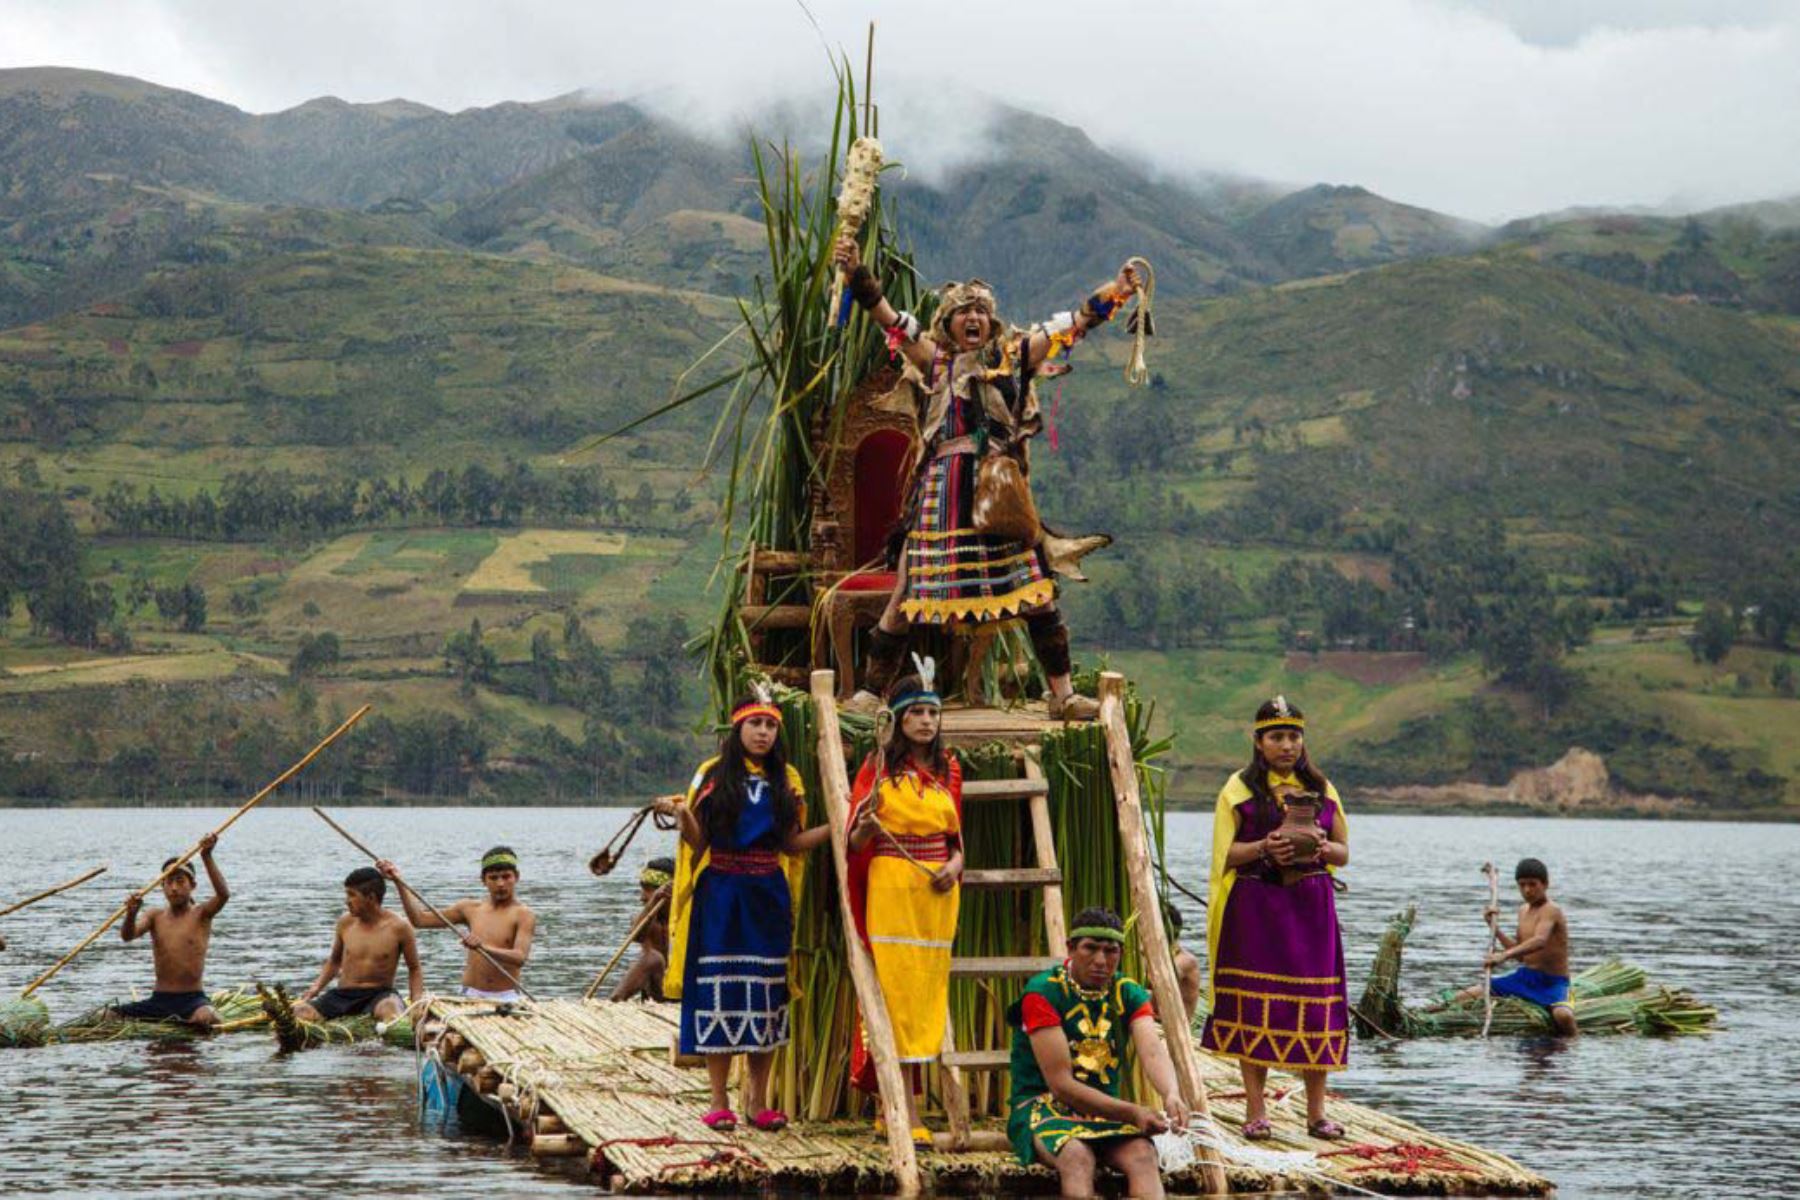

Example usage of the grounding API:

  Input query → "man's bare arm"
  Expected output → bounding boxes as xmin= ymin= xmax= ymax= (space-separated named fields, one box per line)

xmin=1129 ymin=1017 xmax=1191 ymax=1129
xmin=1028 ymin=1027 xmax=1164 ymax=1130
xmin=121 ymin=896 xmax=149 ymax=942
xmin=302 ymin=931 xmax=345 ymax=1000
xmin=197 ymin=836 xmax=229 ymax=917
xmin=833 ymin=236 xmax=935 ymax=372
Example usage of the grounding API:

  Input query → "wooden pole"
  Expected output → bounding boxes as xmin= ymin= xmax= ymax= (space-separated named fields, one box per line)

xmin=22 ymin=706 xmax=372 ymax=998
xmin=1097 ymin=673 xmax=1227 ymax=1196
xmin=811 ymin=670 xmax=922 ymax=1197
xmin=1480 ymin=861 xmax=1501 ymax=1038
xmin=582 ymin=892 xmax=668 ymax=1001
xmin=0 ymin=864 xmax=108 ymax=919
xmin=310 ymin=806 xmax=536 ymax=1003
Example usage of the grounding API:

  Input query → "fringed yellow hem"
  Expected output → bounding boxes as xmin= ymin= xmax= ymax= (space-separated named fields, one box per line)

xmin=900 ymin=579 xmax=1056 ymax=625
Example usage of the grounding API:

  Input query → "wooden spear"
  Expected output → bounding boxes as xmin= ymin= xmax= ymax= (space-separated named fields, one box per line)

xmin=1480 ymin=860 xmax=1501 ymax=1038
xmin=0 ymin=864 xmax=108 ymax=919
xmin=22 ymin=706 xmax=371 ymax=998
xmin=310 ymin=806 xmax=535 ymax=1003
xmin=582 ymin=890 xmax=668 ymax=1001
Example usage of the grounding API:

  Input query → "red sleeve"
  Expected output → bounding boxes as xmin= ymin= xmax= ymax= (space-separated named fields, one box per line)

xmin=1127 ymin=1001 xmax=1155 ymax=1025
xmin=1021 ymin=992 xmax=1062 ymax=1032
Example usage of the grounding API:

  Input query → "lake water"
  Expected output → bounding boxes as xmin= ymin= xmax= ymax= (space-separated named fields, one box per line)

xmin=1 ymin=808 xmax=1797 ymax=1198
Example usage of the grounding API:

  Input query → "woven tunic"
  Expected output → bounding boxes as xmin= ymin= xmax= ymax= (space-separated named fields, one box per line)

xmin=891 ymin=344 xmax=1054 ymax=624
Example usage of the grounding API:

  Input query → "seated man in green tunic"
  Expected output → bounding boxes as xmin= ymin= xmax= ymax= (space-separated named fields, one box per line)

xmin=1007 ymin=907 xmax=1191 ymax=1198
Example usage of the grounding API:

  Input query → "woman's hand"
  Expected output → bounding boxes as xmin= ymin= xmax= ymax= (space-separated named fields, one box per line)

xmin=931 ymin=852 xmax=963 ymax=894
xmin=1265 ymin=832 xmax=1300 ymax=866
xmin=849 ymin=797 xmax=881 ymax=847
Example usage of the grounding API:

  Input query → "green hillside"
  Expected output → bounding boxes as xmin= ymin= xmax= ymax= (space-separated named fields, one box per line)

xmin=2 ymin=68 xmax=1798 ymax=813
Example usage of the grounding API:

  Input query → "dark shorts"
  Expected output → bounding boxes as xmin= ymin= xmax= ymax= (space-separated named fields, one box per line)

xmin=113 ymin=991 xmax=211 ymax=1022
xmin=310 ymin=987 xmax=400 ymax=1020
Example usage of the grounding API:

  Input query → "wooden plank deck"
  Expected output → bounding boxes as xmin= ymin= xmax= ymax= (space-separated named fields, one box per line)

xmin=423 ymin=998 xmax=1552 ymax=1196
xmin=938 ymin=700 xmax=1062 ymax=748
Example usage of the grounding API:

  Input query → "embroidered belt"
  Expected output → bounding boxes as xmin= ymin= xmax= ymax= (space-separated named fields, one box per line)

xmin=709 ymin=849 xmax=781 ymax=875
xmin=933 ymin=436 xmax=978 ymax=459
xmin=876 ymin=832 xmax=952 ymax=863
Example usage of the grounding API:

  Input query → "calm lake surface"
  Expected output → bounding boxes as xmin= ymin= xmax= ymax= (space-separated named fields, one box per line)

xmin=1 ymin=808 xmax=1796 ymax=1198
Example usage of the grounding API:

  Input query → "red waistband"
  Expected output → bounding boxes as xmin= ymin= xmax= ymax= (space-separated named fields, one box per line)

xmin=876 ymin=832 xmax=952 ymax=863
xmin=709 ymin=849 xmax=781 ymax=875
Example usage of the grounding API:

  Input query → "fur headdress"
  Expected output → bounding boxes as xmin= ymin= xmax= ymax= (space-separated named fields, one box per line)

xmin=932 ymin=279 xmax=1002 ymax=348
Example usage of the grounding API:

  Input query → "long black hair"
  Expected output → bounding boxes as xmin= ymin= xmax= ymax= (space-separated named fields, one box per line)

xmin=701 ymin=698 xmax=799 ymax=847
xmin=1237 ymin=697 xmax=1331 ymax=829
xmin=881 ymin=674 xmax=948 ymax=777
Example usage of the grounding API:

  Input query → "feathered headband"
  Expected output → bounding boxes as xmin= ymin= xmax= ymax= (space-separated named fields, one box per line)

xmin=731 ymin=680 xmax=782 ymax=727
xmin=888 ymin=653 xmax=942 ymax=714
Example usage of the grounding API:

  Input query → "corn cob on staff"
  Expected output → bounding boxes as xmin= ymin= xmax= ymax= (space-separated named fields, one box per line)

xmin=828 ymin=135 xmax=885 ymax=327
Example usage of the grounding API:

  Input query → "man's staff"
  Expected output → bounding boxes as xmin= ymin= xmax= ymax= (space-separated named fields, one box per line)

xmin=1 ymin=865 xmax=107 ymax=919
xmin=1480 ymin=860 xmax=1501 ymax=1038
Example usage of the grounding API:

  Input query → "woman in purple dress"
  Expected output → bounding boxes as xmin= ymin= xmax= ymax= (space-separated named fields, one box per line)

xmin=1201 ymin=696 xmax=1350 ymax=1141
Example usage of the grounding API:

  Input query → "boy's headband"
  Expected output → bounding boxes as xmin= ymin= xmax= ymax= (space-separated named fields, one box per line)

xmin=731 ymin=702 xmax=782 ymax=726
xmin=481 ymin=850 xmax=519 ymax=872
xmin=639 ymin=865 xmax=673 ymax=889
xmin=1067 ymin=925 xmax=1126 ymax=944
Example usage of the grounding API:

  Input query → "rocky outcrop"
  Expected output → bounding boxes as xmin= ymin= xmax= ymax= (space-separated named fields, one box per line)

xmin=1356 ymin=748 xmax=1692 ymax=815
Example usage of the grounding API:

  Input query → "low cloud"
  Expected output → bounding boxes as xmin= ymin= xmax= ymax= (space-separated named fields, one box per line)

xmin=3 ymin=0 xmax=1798 ymax=221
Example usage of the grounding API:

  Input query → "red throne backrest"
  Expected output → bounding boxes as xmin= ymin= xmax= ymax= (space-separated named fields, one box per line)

xmin=852 ymin=428 xmax=912 ymax=568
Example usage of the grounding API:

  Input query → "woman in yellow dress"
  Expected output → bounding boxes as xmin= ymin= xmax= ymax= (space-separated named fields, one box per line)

xmin=846 ymin=660 xmax=964 ymax=1146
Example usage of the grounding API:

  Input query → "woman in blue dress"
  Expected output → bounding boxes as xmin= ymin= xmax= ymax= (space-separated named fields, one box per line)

xmin=670 ymin=692 xmax=830 ymax=1133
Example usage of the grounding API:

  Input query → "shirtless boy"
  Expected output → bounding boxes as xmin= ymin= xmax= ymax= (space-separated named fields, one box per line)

xmin=1434 ymin=857 xmax=1577 ymax=1036
xmin=293 ymin=866 xmax=422 ymax=1023
xmin=115 ymin=833 xmax=229 ymax=1027
xmin=609 ymin=857 xmax=673 ymax=1002
xmin=379 ymin=846 xmax=535 ymax=1003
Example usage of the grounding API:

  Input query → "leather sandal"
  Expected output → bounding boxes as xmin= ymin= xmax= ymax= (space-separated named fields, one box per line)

xmin=1242 ymin=1116 xmax=1274 ymax=1141
xmin=1308 ymin=1117 xmax=1345 ymax=1140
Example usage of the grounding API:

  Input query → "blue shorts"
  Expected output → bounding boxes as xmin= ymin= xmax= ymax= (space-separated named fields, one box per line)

xmin=1491 ymin=966 xmax=1570 ymax=1009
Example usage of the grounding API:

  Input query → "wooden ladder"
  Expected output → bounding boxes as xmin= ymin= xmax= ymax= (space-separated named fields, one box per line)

xmin=933 ymin=750 xmax=1066 ymax=1147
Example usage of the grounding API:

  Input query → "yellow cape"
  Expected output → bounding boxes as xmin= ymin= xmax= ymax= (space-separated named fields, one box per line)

xmin=1204 ymin=772 xmax=1345 ymax=1003
xmin=663 ymin=756 xmax=809 ymax=1001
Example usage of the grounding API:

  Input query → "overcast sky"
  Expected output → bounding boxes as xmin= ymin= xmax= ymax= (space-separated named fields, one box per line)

xmin=5 ymin=0 xmax=1799 ymax=222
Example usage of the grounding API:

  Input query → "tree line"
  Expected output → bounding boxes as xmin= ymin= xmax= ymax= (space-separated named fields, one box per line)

xmin=96 ymin=463 xmax=691 ymax=541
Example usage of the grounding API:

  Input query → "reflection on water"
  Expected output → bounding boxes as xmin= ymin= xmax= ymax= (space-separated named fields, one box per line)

xmin=1 ymin=808 xmax=1796 ymax=1197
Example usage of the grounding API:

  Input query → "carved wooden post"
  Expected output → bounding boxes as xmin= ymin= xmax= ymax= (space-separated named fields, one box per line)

xmin=810 ymin=670 xmax=923 ymax=1195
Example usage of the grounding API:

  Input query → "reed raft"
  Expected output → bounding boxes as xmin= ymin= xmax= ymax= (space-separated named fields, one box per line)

xmin=0 ymin=986 xmax=413 ymax=1048
xmin=423 ymin=996 xmax=1550 ymax=1195
xmin=1355 ymin=907 xmax=1719 ymax=1039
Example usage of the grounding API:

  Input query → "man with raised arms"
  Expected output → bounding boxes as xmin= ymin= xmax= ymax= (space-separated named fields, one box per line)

xmin=114 ymin=832 xmax=229 ymax=1027
xmin=379 ymin=846 xmax=535 ymax=1003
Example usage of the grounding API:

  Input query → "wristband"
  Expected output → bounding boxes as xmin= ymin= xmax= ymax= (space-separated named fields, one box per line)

xmin=849 ymin=264 xmax=883 ymax=309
